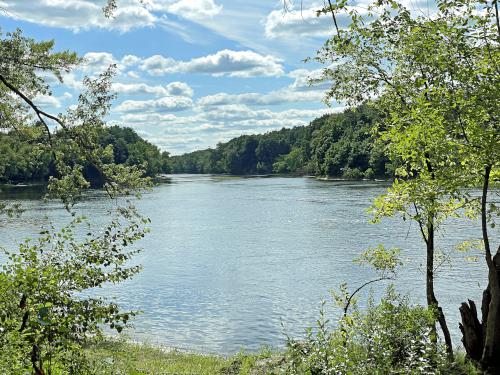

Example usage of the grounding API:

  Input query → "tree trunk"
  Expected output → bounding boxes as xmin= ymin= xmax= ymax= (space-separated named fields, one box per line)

xmin=460 ymin=262 xmax=500 ymax=373
xmin=481 ymin=254 xmax=500 ymax=373
xmin=459 ymin=299 xmax=483 ymax=361
xmin=426 ymin=218 xmax=453 ymax=358
xmin=459 ymin=165 xmax=500 ymax=374
xmin=31 ymin=345 xmax=45 ymax=375
xmin=479 ymin=165 xmax=500 ymax=373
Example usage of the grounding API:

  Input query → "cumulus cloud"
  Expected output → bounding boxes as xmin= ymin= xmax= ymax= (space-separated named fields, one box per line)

xmin=33 ymin=92 xmax=74 ymax=109
xmin=81 ymin=52 xmax=118 ymax=74
xmin=139 ymin=55 xmax=178 ymax=76
xmin=127 ymin=71 xmax=141 ymax=79
xmin=116 ymin=96 xmax=342 ymax=154
xmin=121 ymin=55 xmax=142 ymax=67
xmin=265 ymin=6 xmax=356 ymax=39
xmin=166 ymin=82 xmax=194 ymax=97
xmin=115 ymin=96 xmax=193 ymax=113
xmin=33 ymin=95 xmax=62 ymax=109
xmin=113 ymin=82 xmax=169 ymax=96
xmin=288 ymin=68 xmax=333 ymax=91
xmin=197 ymin=89 xmax=324 ymax=107
xmin=0 ymin=0 xmax=156 ymax=32
xmin=166 ymin=0 xmax=223 ymax=21
xmin=112 ymin=81 xmax=193 ymax=97
xmin=120 ymin=113 xmax=180 ymax=124
xmin=139 ymin=50 xmax=283 ymax=77
xmin=200 ymin=105 xmax=340 ymax=123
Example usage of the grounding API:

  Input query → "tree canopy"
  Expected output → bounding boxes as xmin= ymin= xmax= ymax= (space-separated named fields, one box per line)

xmin=170 ymin=104 xmax=393 ymax=178
xmin=312 ymin=0 xmax=499 ymax=369
xmin=0 ymin=27 xmax=152 ymax=373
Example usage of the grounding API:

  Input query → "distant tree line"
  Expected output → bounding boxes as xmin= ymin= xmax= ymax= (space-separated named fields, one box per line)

xmin=170 ymin=105 xmax=395 ymax=179
xmin=1 ymin=105 xmax=394 ymax=184
xmin=0 ymin=125 xmax=171 ymax=185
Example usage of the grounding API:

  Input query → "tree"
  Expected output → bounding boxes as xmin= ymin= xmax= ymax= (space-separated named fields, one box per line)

xmin=312 ymin=0 xmax=499 ymax=368
xmin=170 ymin=106 xmax=390 ymax=178
xmin=0 ymin=28 xmax=150 ymax=372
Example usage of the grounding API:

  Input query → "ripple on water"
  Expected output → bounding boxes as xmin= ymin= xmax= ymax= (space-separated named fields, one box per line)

xmin=0 ymin=177 xmax=495 ymax=354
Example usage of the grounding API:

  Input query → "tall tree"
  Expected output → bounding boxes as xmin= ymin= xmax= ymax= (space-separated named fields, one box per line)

xmin=0 ymin=28 xmax=150 ymax=372
xmin=312 ymin=0 xmax=499 ymax=367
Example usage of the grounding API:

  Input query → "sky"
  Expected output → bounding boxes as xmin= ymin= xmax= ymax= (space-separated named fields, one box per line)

xmin=0 ymin=0 xmax=348 ymax=154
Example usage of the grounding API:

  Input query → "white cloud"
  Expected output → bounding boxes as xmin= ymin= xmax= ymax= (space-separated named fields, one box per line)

xmin=140 ymin=55 xmax=177 ymax=76
xmin=112 ymin=81 xmax=193 ymax=97
xmin=33 ymin=92 xmax=74 ymax=109
xmin=115 ymin=96 xmax=193 ymax=113
xmin=200 ymin=105 xmax=340 ymax=123
xmin=166 ymin=0 xmax=223 ymax=21
xmin=113 ymin=82 xmax=169 ymax=96
xmin=121 ymin=55 xmax=142 ymax=67
xmin=166 ymin=82 xmax=194 ymax=97
xmin=139 ymin=50 xmax=283 ymax=77
xmin=127 ymin=71 xmax=141 ymax=79
xmin=120 ymin=113 xmax=180 ymax=124
xmin=82 ymin=52 xmax=118 ymax=74
xmin=0 ymin=0 xmax=156 ymax=32
xmin=288 ymin=68 xmax=333 ymax=91
xmin=197 ymin=89 xmax=324 ymax=107
xmin=59 ymin=72 xmax=85 ymax=91
xmin=116 ymin=96 xmax=342 ymax=154
xmin=34 ymin=94 xmax=62 ymax=109
xmin=265 ymin=6 xmax=356 ymax=39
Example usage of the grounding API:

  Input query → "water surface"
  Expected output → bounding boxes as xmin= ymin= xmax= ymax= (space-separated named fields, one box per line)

xmin=0 ymin=176 xmax=493 ymax=353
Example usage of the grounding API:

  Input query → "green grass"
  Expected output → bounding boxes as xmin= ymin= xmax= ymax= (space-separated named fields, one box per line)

xmin=86 ymin=340 xmax=229 ymax=374
xmin=84 ymin=340 xmax=282 ymax=375
xmin=82 ymin=339 xmax=478 ymax=375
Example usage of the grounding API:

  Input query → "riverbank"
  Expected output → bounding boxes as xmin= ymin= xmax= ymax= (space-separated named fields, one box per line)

xmin=85 ymin=339 xmax=282 ymax=374
xmin=84 ymin=338 xmax=479 ymax=375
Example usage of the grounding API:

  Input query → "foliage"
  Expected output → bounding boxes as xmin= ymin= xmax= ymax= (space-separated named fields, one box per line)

xmin=312 ymin=0 xmax=499 ymax=364
xmin=284 ymin=288 xmax=463 ymax=375
xmin=170 ymin=105 xmax=392 ymax=178
xmin=0 ymin=211 xmax=148 ymax=372
xmin=0 ymin=27 xmax=153 ymax=373
xmin=84 ymin=339 xmax=231 ymax=375
xmin=354 ymin=244 xmax=402 ymax=277
xmin=0 ymin=125 xmax=170 ymax=186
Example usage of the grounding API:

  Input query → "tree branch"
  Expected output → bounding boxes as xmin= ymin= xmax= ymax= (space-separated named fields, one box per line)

xmin=343 ymin=277 xmax=391 ymax=317
xmin=494 ymin=0 xmax=500 ymax=40
xmin=0 ymin=74 xmax=67 ymax=142
xmin=327 ymin=0 xmax=340 ymax=37
xmin=414 ymin=203 xmax=429 ymax=245
xmin=482 ymin=164 xmax=493 ymax=269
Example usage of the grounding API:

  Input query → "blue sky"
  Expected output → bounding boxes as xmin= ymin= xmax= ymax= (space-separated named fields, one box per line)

xmin=0 ymin=0 xmax=347 ymax=154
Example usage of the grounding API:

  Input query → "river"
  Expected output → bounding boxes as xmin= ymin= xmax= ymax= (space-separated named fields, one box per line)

xmin=0 ymin=175 xmax=493 ymax=354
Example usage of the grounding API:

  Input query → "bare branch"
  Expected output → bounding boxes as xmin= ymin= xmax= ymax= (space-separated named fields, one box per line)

xmin=327 ymin=0 xmax=340 ymax=36
xmin=343 ymin=277 xmax=392 ymax=317
xmin=0 ymin=74 xmax=66 ymax=142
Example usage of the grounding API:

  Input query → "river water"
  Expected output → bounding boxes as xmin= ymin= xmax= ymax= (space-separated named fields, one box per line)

xmin=0 ymin=175 xmax=494 ymax=354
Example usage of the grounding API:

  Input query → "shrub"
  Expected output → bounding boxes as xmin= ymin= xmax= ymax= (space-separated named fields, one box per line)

xmin=342 ymin=167 xmax=364 ymax=180
xmin=283 ymin=287 xmax=453 ymax=374
xmin=0 ymin=211 xmax=147 ymax=373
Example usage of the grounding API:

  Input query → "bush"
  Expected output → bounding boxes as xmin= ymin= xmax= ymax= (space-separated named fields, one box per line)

xmin=0 ymin=212 xmax=147 ymax=373
xmin=342 ymin=167 xmax=364 ymax=180
xmin=284 ymin=287 xmax=454 ymax=374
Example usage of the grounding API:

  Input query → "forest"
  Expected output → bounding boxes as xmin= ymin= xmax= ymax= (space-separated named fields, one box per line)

xmin=1 ymin=104 xmax=394 ymax=183
xmin=170 ymin=104 xmax=394 ymax=178
xmin=0 ymin=125 xmax=170 ymax=185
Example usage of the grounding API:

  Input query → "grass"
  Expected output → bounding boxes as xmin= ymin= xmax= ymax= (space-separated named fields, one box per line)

xmin=83 ymin=339 xmax=482 ymax=375
xmin=84 ymin=339 xmax=282 ymax=375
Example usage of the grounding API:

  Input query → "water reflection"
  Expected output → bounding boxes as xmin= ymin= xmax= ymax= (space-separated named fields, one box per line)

xmin=0 ymin=176 xmax=495 ymax=354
